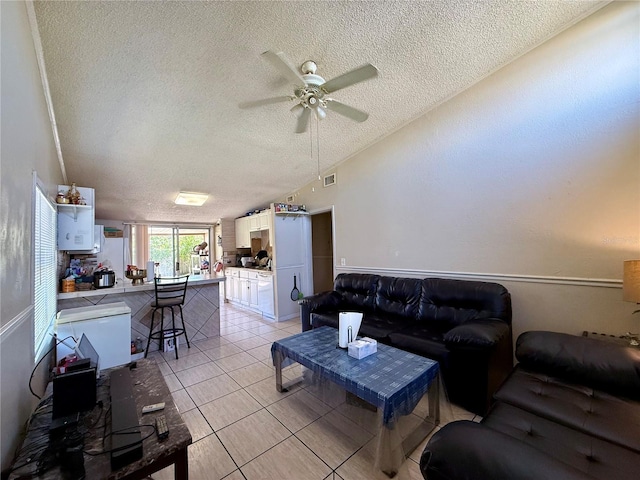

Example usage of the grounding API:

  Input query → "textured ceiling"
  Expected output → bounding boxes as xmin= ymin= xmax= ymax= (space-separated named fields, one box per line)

xmin=33 ymin=0 xmax=604 ymax=224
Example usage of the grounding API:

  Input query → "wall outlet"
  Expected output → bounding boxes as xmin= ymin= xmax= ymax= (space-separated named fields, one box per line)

xmin=340 ymin=258 xmax=346 ymax=266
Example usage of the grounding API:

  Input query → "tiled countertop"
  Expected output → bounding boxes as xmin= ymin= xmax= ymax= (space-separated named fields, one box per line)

xmin=57 ymin=273 xmax=225 ymax=300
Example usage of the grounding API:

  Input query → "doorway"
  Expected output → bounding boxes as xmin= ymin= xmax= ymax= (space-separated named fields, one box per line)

xmin=311 ymin=210 xmax=334 ymax=294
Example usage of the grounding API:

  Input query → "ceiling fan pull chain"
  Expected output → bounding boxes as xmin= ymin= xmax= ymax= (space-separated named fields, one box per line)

xmin=309 ymin=115 xmax=314 ymax=176
xmin=316 ymin=115 xmax=321 ymax=180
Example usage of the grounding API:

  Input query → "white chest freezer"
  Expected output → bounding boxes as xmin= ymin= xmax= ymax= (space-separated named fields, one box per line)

xmin=56 ymin=302 xmax=131 ymax=372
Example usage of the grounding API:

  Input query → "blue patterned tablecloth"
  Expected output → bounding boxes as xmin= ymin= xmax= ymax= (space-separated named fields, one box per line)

xmin=271 ymin=326 xmax=439 ymax=424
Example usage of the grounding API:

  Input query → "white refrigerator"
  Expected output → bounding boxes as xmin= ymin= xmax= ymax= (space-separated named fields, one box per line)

xmin=56 ymin=302 xmax=132 ymax=373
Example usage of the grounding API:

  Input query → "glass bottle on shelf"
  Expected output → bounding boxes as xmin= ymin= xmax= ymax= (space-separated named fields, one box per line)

xmin=66 ymin=183 xmax=81 ymax=204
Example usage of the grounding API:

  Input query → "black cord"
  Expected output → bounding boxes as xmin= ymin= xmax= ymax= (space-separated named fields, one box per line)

xmin=82 ymin=400 xmax=104 ymax=430
xmin=29 ymin=335 xmax=76 ymax=399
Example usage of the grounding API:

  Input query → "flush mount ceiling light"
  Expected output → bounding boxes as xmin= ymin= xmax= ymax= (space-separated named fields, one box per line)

xmin=174 ymin=192 xmax=209 ymax=206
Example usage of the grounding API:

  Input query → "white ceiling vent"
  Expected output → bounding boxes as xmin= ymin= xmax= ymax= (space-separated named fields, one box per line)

xmin=324 ymin=173 xmax=337 ymax=188
xmin=286 ymin=194 xmax=295 ymax=203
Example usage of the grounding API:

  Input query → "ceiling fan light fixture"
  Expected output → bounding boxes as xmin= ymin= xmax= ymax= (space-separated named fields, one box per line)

xmin=175 ymin=192 xmax=208 ymax=206
xmin=316 ymin=107 xmax=327 ymax=120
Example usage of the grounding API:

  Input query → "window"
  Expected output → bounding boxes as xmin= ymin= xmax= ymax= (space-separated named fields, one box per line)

xmin=130 ymin=224 xmax=211 ymax=277
xmin=33 ymin=177 xmax=57 ymax=355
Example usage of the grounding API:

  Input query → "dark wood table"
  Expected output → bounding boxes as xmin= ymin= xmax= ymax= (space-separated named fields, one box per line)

xmin=8 ymin=359 xmax=191 ymax=479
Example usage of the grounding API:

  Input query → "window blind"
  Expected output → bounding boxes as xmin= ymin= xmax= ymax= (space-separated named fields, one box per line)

xmin=34 ymin=183 xmax=56 ymax=355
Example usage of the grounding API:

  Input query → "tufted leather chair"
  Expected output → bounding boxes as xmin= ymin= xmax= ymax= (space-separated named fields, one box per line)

xmin=420 ymin=331 xmax=640 ymax=479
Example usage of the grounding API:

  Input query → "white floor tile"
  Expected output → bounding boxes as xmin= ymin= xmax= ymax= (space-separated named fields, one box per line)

xmin=158 ymin=303 xmax=474 ymax=480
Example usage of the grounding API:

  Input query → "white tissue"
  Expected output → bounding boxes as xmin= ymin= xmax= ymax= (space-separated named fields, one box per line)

xmin=348 ymin=337 xmax=378 ymax=359
xmin=338 ymin=312 xmax=363 ymax=348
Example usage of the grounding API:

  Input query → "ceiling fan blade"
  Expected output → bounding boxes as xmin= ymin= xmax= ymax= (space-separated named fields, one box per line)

xmin=320 ymin=64 xmax=378 ymax=94
xmin=262 ymin=50 xmax=305 ymax=86
xmin=325 ymin=99 xmax=369 ymax=122
xmin=295 ymin=107 xmax=311 ymax=133
xmin=239 ymin=96 xmax=293 ymax=109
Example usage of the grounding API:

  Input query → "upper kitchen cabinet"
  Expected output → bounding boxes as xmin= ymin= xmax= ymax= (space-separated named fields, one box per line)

xmin=235 ymin=216 xmax=250 ymax=248
xmin=236 ymin=208 xmax=272 ymax=248
xmin=57 ymin=184 xmax=95 ymax=251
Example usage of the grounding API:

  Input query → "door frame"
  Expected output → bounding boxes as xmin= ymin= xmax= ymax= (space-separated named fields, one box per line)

xmin=305 ymin=205 xmax=336 ymax=296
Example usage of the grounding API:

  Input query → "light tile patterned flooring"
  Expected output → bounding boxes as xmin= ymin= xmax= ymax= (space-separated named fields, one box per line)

xmin=149 ymin=303 xmax=480 ymax=480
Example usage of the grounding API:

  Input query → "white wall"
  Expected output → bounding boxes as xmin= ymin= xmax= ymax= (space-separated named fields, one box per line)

xmin=291 ymin=2 xmax=640 ymax=342
xmin=0 ymin=0 xmax=64 ymax=469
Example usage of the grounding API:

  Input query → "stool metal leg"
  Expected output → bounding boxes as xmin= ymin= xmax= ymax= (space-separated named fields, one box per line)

xmin=144 ymin=308 xmax=157 ymax=358
xmin=171 ymin=306 xmax=179 ymax=360
xmin=179 ymin=305 xmax=190 ymax=349
xmin=159 ymin=307 xmax=166 ymax=353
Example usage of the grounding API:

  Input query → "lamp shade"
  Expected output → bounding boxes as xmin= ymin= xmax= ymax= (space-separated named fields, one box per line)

xmin=623 ymin=260 xmax=640 ymax=303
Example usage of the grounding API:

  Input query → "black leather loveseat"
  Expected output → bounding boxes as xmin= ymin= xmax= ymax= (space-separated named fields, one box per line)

xmin=299 ymin=273 xmax=513 ymax=415
xmin=420 ymin=331 xmax=640 ymax=480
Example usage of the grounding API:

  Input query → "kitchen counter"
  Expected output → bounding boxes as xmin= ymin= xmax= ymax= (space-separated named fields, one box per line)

xmin=225 ymin=266 xmax=273 ymax=274
xmin=57 ymin=273 xmax=225 ymax=300
xmin=57 ymin=274 xmax=224 ymax=348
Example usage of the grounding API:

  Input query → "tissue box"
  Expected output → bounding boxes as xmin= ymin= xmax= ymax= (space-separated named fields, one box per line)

xmin=348 ymin=337 xmax=378 ymax=359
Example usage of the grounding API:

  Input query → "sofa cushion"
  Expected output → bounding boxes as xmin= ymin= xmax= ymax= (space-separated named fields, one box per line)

xmin=334 ymin=273 xmax=379 ymax=311
xmin=374 ymin=276 xmax=422 ymax=319
xmin=494 ymin=367 xmax=640 ymax=453
xmin=387 ymin=325 xmax=450 ymax=365
xmin=421 ymin=420 xmax=598 ymax=480
xmin=418 ymin=278 xmax=512 ymax=331
xmin=310 ymin=312 xmax=339 ymax=330
xmin=312 ymin=311 xmax=405 ymax=341
xmin=516 ymin=331 xmax=640 ymax=400
xmin=357 ymin=312 xmax=409 ymax=340
xmin=483 ymin=402 xmax=640 ymax=480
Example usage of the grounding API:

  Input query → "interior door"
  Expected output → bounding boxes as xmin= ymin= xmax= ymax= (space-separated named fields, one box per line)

xmin=311 ymin=211 xmax=334 ymax=294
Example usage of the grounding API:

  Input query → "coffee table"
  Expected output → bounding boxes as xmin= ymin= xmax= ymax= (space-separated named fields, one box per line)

xmin=271 ymin=326 xmax=440 ymax=477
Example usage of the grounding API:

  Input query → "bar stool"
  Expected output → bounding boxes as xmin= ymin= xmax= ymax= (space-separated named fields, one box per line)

xmin=144 ymin=275 xmax=190 ymax=360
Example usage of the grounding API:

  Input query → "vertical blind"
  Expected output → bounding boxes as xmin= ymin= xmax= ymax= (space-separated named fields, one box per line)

xmin=34 ymin=183 xmax=56 ymax=355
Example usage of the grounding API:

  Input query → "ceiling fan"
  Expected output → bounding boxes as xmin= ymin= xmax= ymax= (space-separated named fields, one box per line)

xmin=239 ymin=50 xmax=378 ymax=133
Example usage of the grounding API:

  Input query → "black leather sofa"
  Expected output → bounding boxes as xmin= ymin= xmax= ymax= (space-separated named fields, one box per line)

xmin=299 ymin=273 xmax=513 ymax=415
xmin=420 ymin=331 xmax=640 ymax=480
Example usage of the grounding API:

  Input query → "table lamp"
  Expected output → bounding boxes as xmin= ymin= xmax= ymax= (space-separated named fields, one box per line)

xmin=623 ymin=260 xmax=640 ymax=314
xmin=623 ymin=260 xmax=640 ymax=345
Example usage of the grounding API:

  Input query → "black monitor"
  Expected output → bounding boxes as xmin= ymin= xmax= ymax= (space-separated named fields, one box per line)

xmin=51 ymin=335 xmax=99 ymax=431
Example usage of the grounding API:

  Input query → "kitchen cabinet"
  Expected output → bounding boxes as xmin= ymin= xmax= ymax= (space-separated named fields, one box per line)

xmin=225 ymin=268 xmax=240 ymax=302
xmin=260 ymin=210 xmax=271 ymax=230
xmin=239 ymin=270 xmax=259 ymax=309
xmin=57 ymin=185 xmax=95 ymax=251
xmin=238 ymin=209 xmax=272 ymax=241
xmin=249 ymin=215 xmax=260 ymax=232
xmin=247 ymin=271 xmax=259 ymax=309
xmin=224 ymin=267 xmax=273 ymax=317
xmin=235 ymin=217 xmax=250 ymax=248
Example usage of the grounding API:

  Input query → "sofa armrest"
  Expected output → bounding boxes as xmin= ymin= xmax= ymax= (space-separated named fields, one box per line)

xmin=420 ymin=421 xmax=596 ymax=480
xmin=299 ymin=291 xmax=343 ymax=331
xmin=444 ymin=319 xmax=510 ymax=348
xmin=516 ymin=331 xmax=640 ymax=400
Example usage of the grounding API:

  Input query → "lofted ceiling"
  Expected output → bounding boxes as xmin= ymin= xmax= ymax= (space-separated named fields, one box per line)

xmin=33 ymin=0 xmax=605 ymax=224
